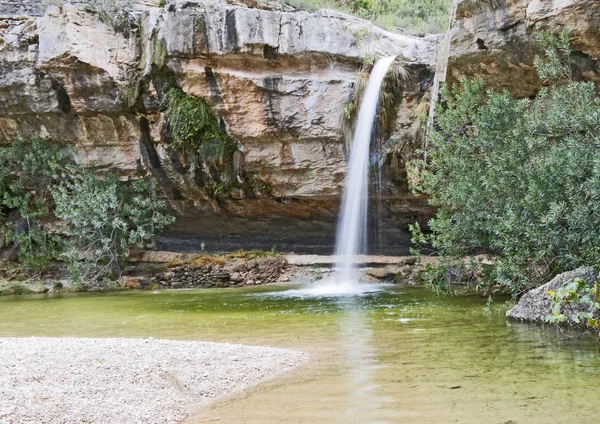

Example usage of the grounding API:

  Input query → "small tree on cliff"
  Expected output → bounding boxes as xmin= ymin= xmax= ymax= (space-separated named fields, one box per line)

xmin=411 ymin=30 xmax=600 ymax=296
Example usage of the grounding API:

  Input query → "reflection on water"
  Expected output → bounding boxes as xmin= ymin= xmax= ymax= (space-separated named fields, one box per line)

xmin=506 ymin=320 xmax=600 ymax=373
xmin=0 ymin=285 xmax=599 ymax=423
xmin=337 ymin=300 xmax=390 ymax=423
xmin=267 ymin=281 xmax=389 ymax=297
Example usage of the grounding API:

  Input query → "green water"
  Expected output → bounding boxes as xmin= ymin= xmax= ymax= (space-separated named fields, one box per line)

xmin=0 ymin=285 xmax=598 ymax=423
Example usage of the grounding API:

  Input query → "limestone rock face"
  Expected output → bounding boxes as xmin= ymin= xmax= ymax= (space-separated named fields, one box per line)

xmin=0 ymin=6 xmax=143 ymax=177
xmin=138 ymin=1 xmax=436 ymax=199
xmin=0 ymin=0 xmax=44 ymax=15
xmin=447 ymin=0 xmax=600 ymax=97
xmin=0 ymin=1 xmax=437 ymax=253
xmin=506 ymin=267 xmax=598 ymax=324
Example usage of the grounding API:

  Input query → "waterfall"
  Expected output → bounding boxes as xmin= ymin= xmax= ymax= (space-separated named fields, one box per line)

xmin=273 ymin=56 xmax=397 ymax=297
xmin=333 ymin=56 xmax=396 ymax=285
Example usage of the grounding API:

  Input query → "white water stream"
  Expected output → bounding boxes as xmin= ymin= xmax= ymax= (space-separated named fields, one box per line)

xmin=332 ymin=56 xmax=397 ymax=287
xmin=281 ymin=56 xmax=397 ymax=297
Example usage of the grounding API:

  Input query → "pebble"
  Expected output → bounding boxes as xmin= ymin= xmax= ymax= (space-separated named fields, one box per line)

xmin=0 ymin=337 xmax=308 ymax=424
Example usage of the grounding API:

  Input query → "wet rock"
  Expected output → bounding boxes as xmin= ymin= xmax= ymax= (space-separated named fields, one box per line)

xmin=213 ymin=272 xmax=231 ymax=281
xmin=120 ymin=276 xmax=142 ymax=290
xmin=154 ymin=254 xmax=288 ymax=289
xmin=506 ymin=267 xmax=598 ymax=323
xmin=398 ymin=257 xmax=417 ymax=266
xmin=365 ymin=269 xmax=396 ymax=280
xmin=397 ymin=264 xmax=413 ymax=278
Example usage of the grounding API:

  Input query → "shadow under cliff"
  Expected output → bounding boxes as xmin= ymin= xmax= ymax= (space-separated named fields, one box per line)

xmin=158 ymin=194 xmax=433 ymax=255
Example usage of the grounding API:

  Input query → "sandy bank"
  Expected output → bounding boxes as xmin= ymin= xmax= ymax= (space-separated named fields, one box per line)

xmin=0 ymin=337 xmax=308 ymax=423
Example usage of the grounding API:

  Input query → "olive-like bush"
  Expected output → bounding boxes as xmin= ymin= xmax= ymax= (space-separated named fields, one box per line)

xmin=411 ymin=31 xmax=600 ymax=296
xmin=0 ymin=139 xmax=173 ymax=283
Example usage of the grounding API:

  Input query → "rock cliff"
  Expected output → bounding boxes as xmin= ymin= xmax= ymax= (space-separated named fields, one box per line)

xmin=447 ymin=0 xmax=600 ymax=97
xmin=0 ymin=0 xmax=438 ymax=253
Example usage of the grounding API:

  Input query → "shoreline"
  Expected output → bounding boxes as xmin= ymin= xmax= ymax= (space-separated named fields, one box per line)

xmin=0 ymin=337 xmax=309 ymax=424
xmin=0 ymin=252 xmax=421 ymax=297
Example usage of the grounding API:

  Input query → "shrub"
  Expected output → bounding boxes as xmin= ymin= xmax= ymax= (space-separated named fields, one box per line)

xmin=0 ymin=139 xmax=174 ymax=284
xmin=0 ymin=139 xmax=65 ymax=270
xmin=52 ymin=169 xmax=174 ymax=282
xmin=411 ymin=31 xmax=600 ymax=296
xmin=413 ymin=261 xmax=455 ymax=296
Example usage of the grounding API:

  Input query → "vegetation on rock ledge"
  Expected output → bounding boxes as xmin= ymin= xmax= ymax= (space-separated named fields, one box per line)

xmin=546 ymin=278 xmax=600 ymax=334
xmin=282 ymin=0 xmax=453 ymax=34
xmin=165 ymin=88 xmax=236 ymax=160
xmin=163 ymin=88 xmax=272 ymax=199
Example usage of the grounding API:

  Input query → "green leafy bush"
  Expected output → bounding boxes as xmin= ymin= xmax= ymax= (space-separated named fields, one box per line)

xmin=0 ymin=139 xmax=173 ymax=284
xmin=411 ymin=31 xmax=600 ymax=295
xmin=413 ymin=261 xmax=455 ymax=296
xmin=52 ymin=169 xmax=174 ymax=282
xmin=546 ymin=279 xmax=600 ymax=334
xmin=0 ymin=139 xmax=64 ymax=270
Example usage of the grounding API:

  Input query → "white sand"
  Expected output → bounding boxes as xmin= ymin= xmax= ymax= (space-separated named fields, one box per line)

xmin=0 ymin=337 xmax=308 ymax=424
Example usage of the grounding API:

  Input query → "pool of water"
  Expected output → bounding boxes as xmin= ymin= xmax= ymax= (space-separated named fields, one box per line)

xmin=1 ymin=285 xmax=598 ymax=423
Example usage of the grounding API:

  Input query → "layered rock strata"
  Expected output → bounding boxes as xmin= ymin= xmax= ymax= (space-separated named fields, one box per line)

xmin=0 ymin=0 xmax=438 ymax=253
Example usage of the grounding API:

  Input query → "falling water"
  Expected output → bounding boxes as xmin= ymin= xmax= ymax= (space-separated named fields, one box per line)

xmin=373 ymin=151 xmax=385 ymax=255
xmin=273 ymin=56 xmax=396 ymax=297
xmin=333 ymin=56 xmax=396 ymax=286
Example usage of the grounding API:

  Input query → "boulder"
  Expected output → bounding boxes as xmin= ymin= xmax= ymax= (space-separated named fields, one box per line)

xmin=506 ymin=267 xmax=598 ymax=323
xmin=365 ymin=268 xmax=396 ymax=280
xmin=120 ymin=276 xmax=143 ymax=290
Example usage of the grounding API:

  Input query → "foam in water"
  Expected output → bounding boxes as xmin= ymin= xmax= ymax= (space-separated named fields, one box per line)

xmin=272 ymin=282 xmax=391 ymax=298
xmin=285 ymin=56 xmax=397 ymax=297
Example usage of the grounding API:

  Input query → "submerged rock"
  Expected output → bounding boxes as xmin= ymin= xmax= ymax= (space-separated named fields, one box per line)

xmin=506 ymin=267 xmax=598 ymax=323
